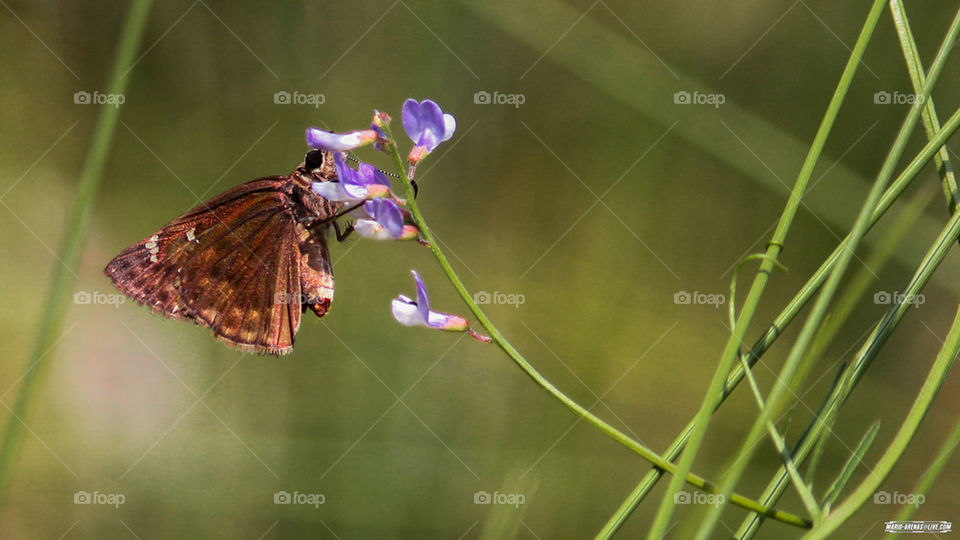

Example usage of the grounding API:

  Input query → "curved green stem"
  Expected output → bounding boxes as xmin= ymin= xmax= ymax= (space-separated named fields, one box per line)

xmin=647 ymin=2 xmax=888 ymax=537
xmin=0 ymin=0 xmax=153 ymax=518
xmin=378 ymin=126 xmax=811 ymax=528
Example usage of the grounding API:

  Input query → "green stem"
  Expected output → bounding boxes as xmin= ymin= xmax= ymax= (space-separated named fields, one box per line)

xmin=736 ymin=184 xmax=957 ymax=539
xmin=694 ymin=8 xmax=960 ymax=537
xmin=805 ymin=281 xmax=960 ymax=538
xmin=600 ymin=100 xmax=960 ymax=539
xmin=0 ymin=0 xmax=153 ymax=517
xmin=889 ymin=405 xmax=960 ymax=538
xmin=378 ymin=126 xmax=810 ymax=528
xmin=736 ymin=355 xmax=822 ymax=522
xmin=645 ymin=2 xmax=888 ymax=537
xmin=890 ymin=0 xmax=960 ymax=211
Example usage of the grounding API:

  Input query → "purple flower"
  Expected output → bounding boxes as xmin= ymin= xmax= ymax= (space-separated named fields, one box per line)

xmin=306 ymin=127 xmax=378 ymax=152
xmin=362 ymin=198 xmax=404 ymax=237
xmin=355 ymin=219 xmax=418 ymax=241
xmin=311 ymin=153 xmax=391 ymax=202
xmin=402 ymin=99 xmax=455 ymax=162
xmin=392 ymin=271 xmax=468 ymax=331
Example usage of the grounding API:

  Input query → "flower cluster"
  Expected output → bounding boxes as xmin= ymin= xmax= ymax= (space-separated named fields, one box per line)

xmin=305 ymin=99 xmax=479 ymax=337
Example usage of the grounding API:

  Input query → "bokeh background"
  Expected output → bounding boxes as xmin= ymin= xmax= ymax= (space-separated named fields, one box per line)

xmin=2 ymin=1 xmax=960 ymax=538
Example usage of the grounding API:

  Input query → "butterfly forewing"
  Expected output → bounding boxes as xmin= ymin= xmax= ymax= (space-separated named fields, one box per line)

xmin=105 ymin=159 xmax=339 ymax=355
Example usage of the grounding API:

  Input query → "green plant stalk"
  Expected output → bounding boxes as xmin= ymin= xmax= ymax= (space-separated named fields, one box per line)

xmin=737 ymin=203 xmax=960 ymax=538
xmin=646 ymin=2 xmax=888 ymax=537
xmin=736 ymin=355 xmax=822 ymax=521
xmin=805 ymin=258 xmax=960 ymax=538
xmin=599 ymin=101 xmax=960 ymax=538
xmin=378 ymin=127 xmax=810 ymax=528
xmin=820 ymin=422 xmax=880 ymax=511
xmin=889 ymin=408 xmax=960 ymax=537
xmin=728 ymin=254 xmax=787 ymax=332
xmin=890 ymin=0 xmax=960 ymax=210
xmin=735 ymin=142 xmax=958 ymax=540
xmin=0 ymin=0 xmax=153 ymax=515
xmin=695 ymin=14 xmax=960 ymax=539
xmin=800 ymin=190 xmax=936 ymax=489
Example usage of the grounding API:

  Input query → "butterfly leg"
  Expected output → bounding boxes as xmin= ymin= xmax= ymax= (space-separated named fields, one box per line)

xmin=333 ymin=221 xmax=354 ymax=243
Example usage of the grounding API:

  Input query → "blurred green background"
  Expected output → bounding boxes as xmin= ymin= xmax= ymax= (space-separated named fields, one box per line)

xmin=2 ymin=1 xmax=960 ymax=538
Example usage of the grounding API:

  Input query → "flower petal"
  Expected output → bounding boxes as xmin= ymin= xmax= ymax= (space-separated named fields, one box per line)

xmin=356 ymin=220 xmax=418 ymax=241
xmin=411 ymin=270 xmax=432 ymax=324
xmin=401 ymin=99 xmax=424 ymax=143
xmin=441 ymin=113 xmax=456 ymax=142
xmin=311 ymin=181 xmax=353 ymax=201
xmin=306 ymin=128 xmax=377 ymax=152
xmin=391 ymin=295 xmax=427 ymax=327
xmin=364 ymin=199 xmax=404 ymax=238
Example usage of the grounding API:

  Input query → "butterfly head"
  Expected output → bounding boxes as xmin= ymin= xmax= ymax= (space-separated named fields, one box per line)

xmin=299 ymin=150 xmax=338 ymax=185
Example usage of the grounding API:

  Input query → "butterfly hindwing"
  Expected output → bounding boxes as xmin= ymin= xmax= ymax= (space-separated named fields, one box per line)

xmin=105 ymin=176 xmax=324 ymax=355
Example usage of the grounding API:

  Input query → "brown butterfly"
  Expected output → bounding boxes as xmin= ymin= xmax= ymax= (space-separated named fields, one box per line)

xmin=105 ymin=150 xmax=351 ymax=355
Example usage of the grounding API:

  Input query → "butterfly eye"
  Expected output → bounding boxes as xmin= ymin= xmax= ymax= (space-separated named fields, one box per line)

xmin=304 ymin=150 xmax=325 ymax=171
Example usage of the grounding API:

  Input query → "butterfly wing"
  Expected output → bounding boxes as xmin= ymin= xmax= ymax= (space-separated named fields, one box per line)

xmin=105 ymin=177 xmax=315 ymax=355
xmin=299 ymin=228 xmax=336 ymax=318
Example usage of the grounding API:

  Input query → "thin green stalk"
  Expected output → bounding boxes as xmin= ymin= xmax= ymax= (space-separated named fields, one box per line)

xmin=799 ymin=190 xmax=936 ymax=489
xmin=646 ymin=2 xmax=888 ymax=537
xmin=737 ymin=177 xmax=960 ymax=539
xmin=820 ymin=422 xmax=880 ymax=512
xmin=890 ymin=407 xmax=960 ymax=537
xmin=806 ymin=283 xmax=960 ymax=537
xmin=735 ymin=172 xmax=960 ymax=539
xmin=600 ymin=101 xmax=960 ymax=538
xmin=694 ymin=8 xmax=960 ymax=537
xmin=736 ymin=355 xmax=822 ymax=522
xmin=378 ymin=125 xmax=810 ymax=528
xmin=0 ymin=0 xmax=153 ymax=516
xmin=890 ymin=0 xmax=960 ymax=210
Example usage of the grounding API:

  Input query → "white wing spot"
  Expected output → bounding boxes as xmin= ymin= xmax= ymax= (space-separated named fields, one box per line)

xmin=186 ymin=227 xmax=197 ymax=242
